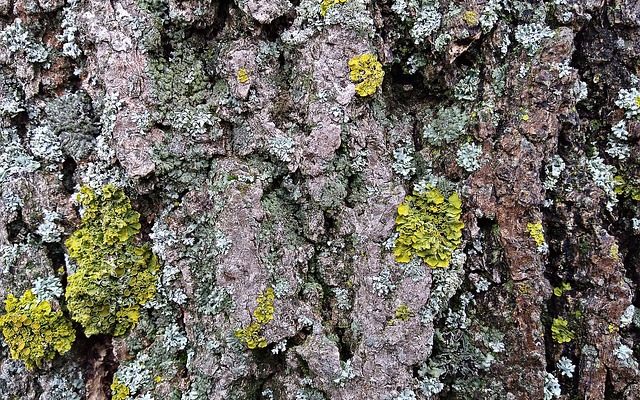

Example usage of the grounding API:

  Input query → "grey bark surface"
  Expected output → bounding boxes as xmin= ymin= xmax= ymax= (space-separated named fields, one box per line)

xmin=0 ymin=0 xmax=639 ymax=399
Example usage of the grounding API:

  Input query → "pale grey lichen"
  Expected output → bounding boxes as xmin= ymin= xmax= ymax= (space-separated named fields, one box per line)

xmin=479 ymin=0 xmax=503 ymax=32
xmin=401 ymin=257 xmax=427 ymax=282
xmin=584 ymin=155 xmax=617 ymax=211
xmin=333 ymin=288 xmax=351 ymax=310
xmin=574 ymin=80 xmax=588 ymax=102
xmin=606 ymin=120 xmax=630 ymax=160
xmin=420 ymin=250 xmax=465 ymax=325
xmin=269 ymin=135 xmax=296 ymax=163
xmin=392 ymin=147 xmax=416 ymax=178
xmin=615 ymin=87 xmax=640 ymax=118
xmin=163 ymin=324 xmax=188 ymax=351
xmin=169 ymin=105 xmax=221 ymax=138
xmin=372 ymin=268 xmax=396 ymax=297
xmin=614 ymin=344 xmax=638 ymax=368
xmin=433 ymin=33 xmax=451 ymax=53
xmin=543 ymin=155 xmax=566 ymax=191
xmin=0 ymin=18 xmax=49 ymax=63
xmin=514 ymin=23 xmax=554 ymax=56
xmin=58 ymin=1 xmax=82 ymax=58
xmin=115 ymin=357 xmax=152 ymax=396
xmin=557 ymin=356 xmax=575 ymax=378
xmin=0 ymin=128 xmax=40 ymax=184
xmin=0 ymin=88 xmax=25 ymax=117
xmin=271 ymin=340 xmax=287 ymax=354
xmin=418 ymin=376 xmax=444 ymax=397
xmin=454 ymin=70 xmax=480 ymax=101
xmin=29 ymin=126 xmax=64 ymax=164
xmin=413 ymin=168 xmax=457 ymax=195
xmin=456 ymin=142 xmax=483 ymax=172
xmin=422 ymin=105 xmax=469 ymax=146
xmin=621 ymin=305 xmax=636 ymax=328
xmin=543 ymin=372 xmax=561 ymax=400
xmin=333 ymin=359 xmax=357 ymax=386
xmin=36 ymin=210 xmax=64 ymax=243
xmin=32 ymin=276 xmax=64 ymax=301
xmin=394 ymin=389 xmax=417 ymax=400
xmin=409 ymin=3 xmax=441 ymax=44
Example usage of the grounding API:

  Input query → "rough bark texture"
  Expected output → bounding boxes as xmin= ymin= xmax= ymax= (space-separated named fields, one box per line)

xmin=1 ymin=0 xmax=640 ymax=399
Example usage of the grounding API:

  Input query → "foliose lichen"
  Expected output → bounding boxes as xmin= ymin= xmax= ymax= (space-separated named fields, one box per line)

xmin=65 ymin=184 xmax=159 ymax=337
xmin=110 ymin=377 xmax=130 ymax=400
xmin=236 ymin=68 xmax=250 ymax=84
xmin=320 ymin=0 xmax=348 ymax=16
xmin=393 ymin=187 xmax=464 ymax=268
xmin=234 ymin=287 xmax=275 ymax=349
xmin=526 ymin=221 xmax=547 ymax=253
xmin=348 ymin=53 xmax=384 ymax=97
xmin=551 ymin=317 xmax=575 ymax=344
xmin=0 ymin=289 xmax=75 ymax=370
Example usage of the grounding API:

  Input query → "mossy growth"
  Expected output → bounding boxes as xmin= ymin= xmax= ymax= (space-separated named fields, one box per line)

xmin=320 ymin=0 xmax=348 ymax=16
xmin=526 ymin=221 xmax=545 ymax=248
xmin=393 ymin=188 xmax=464 ymax=268
xmin=551 ymin=317 xmax=575 ymax=344
xmin=110 ymin=377 xmax=130 ymax=400
xmin=65 ymin=184 xmax=159 ymax=337
xmin=235 ymin=287 xmax=275 ymax=349
xmin=348 ymin=53 xmax=384 ymax=97
xmin=0 ymin=289 xmax=75 ymax=370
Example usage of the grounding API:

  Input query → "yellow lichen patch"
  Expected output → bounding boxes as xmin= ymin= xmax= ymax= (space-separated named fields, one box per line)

xmin=526 ymin=221 xmax=545 ymax=248
xmin=111 ymin=377 xmax=130 ymax=400
xmin=237 ymin=67 xmax=250 ymax=84
xmin=0 ymin=290 xmax=75 ymax=370
xmin=462 ymin=10 xmax=479 ymax=26
xmin=65 ymin=184 xmax=159 ymax=337
xmin=235 ymin=287 xmax=275 ymax=349
xmin=551 ymin=317 xmax=575 ymax=343
xmin=610 ymin=243 xmax=620 ymax=260
xmin=320 ymin=0 xmax=348 ymax=16
xmin=393 ymin=188 xmax=464 ymax=268
xmin=394 ymin=304 xmax=412 ymax=321
xmin=348 ymin=53 xmax=384 ymax=97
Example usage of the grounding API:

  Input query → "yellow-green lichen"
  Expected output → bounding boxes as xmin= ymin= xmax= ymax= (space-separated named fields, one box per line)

xmin=320 ymin=0 xmax=348 ymax=16
xmin=610 ymin=243 xmax=620 ymax=261
xmin=0 ymin=289 xmax=75 ymax=370
xmin=614 ymin=175 xmax=640 ymax=200
xmin=65 ymin=184 xmax=159 ymax=337
xmin=237 ymin=68 xmax=249 ymax=84
xmin=394 ymin=304 xmax=412 ymax=321
xmin=348 ymin=53 xmax=384 ymax=97
xmin=110 ymin=377 xmax=130 ymax=400
xmin=527 ymin=221 xmax=545 ymax=248
xmin=235 ymin=287 xmax=275 ymax=349
xmin=393 ymin=188 xmax=464 ymax=268
xmin=553 ymin=282 xmax=572 ymax=297
xmin=462 ymin=10 xmax=479 ymax=26
xmin=551 ymin=317 xmax=575 ymax=344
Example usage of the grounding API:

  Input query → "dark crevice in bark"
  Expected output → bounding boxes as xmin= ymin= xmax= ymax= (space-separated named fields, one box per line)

xmin=7 ymin=209 xmax=28 ymax=244
xmin=61 ymin=156 xmax=77 ymax=194
xmin=43 ymin=241 xmax=67 ymax=279
xmin=259 ymin=10 xmax=296 ymax=43
xmin=131 ymin=180 xmax=165 ymax=242
xmin=80 ymin=334 xmax=115 ymax=400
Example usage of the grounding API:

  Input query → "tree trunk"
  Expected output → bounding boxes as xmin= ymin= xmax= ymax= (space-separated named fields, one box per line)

xmin=0 ymin=0 xmax=639 ymax=399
